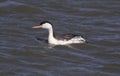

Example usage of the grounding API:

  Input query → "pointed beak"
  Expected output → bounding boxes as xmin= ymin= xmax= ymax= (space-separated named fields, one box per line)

xmin=32 ymin=25 xmax=42 ymax=28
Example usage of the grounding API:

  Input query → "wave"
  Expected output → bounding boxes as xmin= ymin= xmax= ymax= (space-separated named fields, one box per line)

xmin=0 ymin=0 xmax=24 ymax=7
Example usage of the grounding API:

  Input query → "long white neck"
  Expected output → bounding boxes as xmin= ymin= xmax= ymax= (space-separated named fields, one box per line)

xmin=48 ymin=27 xmax=56 ymax=44
xmin=48 ymin=27 xmax=54 ymax=39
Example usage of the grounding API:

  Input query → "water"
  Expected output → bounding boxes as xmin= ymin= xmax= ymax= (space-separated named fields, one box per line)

xmin=0 ymin=0 xmax=120 ymax=76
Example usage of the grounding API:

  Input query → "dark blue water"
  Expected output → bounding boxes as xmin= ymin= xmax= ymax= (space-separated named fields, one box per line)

xmin=0 ymin=0 xmax=120 ymax=76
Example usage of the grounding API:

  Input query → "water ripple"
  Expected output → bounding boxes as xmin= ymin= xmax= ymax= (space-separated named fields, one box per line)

xmin=0 ymin=0 xmax=120 ymax=76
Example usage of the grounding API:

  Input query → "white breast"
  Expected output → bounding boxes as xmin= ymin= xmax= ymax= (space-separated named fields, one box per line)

xmin=49 ymin=36 xmax=85 ymax=45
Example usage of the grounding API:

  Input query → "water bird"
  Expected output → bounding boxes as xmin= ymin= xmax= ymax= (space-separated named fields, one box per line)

xmin=32 ymin=21 xmax=85 ymax=45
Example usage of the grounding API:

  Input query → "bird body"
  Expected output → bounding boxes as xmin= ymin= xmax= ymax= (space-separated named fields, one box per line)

xmin=32 ymin=21 xmax=85 ymax=45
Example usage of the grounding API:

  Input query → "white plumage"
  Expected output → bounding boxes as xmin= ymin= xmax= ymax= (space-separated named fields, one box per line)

xmin=32 ymin=21 xmax=85 ymax=45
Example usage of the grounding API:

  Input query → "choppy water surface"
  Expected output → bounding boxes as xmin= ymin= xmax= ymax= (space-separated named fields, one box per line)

xmin=0 ymin=0 xmax=120 ymax=76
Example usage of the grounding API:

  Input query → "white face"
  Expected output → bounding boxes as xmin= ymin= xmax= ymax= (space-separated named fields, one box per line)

xmin=32 ymin=22 xmax=52 ymax=29
xmin=42 ymin=23 xmax=52 ymax=29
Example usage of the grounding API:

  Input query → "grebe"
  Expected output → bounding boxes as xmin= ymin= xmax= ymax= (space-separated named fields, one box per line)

xmin=32 ymin=21 xmax=85 ymax=45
